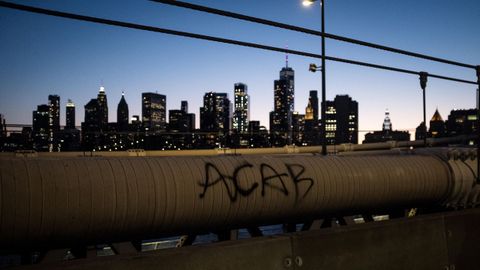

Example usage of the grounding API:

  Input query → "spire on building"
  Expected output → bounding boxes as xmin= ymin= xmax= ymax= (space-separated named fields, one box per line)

xmin=285 ymin=44 xmax=289 ymax=68
xmin=431 ymin=108 xmax=443 ymax=122
xmin=99 ymin=86 xmax=105 ymax=93
xmin=382 ymin=109 xmax=392 ymax=131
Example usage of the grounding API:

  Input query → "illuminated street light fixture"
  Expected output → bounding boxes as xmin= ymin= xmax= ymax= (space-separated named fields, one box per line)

xmin=303 ymin=0 xmax=327 ymax=155
xmin=302 ymin=0 xmax=315 ymax=7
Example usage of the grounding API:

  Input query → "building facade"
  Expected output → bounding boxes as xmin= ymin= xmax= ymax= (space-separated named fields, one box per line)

xmin=233 ymin=83 xmax=250 ymax=134
xmin=142 ymin=92 xmax=166 ymax=132
xmin=117 ymin=92 xmax=129 ymax=132
xmin=363 ymin=110 xmax=410 ymax=143
xmin=32 ymin=104 xmax=49 ymax=151
xmin=66 ymin=99 xmax=76 ymax=130
xmin=324 ymin=95 xmax=358 ymax=145
xmin=200 ymin=92 xmax=231 ymax=134
xmin=48 ymin=95 xmax=60 ymax=152
xmin=270 ymin=63 xmax=295 ymax=146
xmin=446 ymin=108 xmax=477 ymax=137
xmin=97 ymin=86 xmax=108 ymax=131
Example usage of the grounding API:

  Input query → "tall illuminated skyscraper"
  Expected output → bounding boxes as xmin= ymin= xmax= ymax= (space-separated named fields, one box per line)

xmin=66 ymin=99 xmax=76 ymax=130
xmin=233 ymin=83 xmax=249 ymax=133
xmin=270 ymin=59 xmax=295 ymax=146
xmin=48 ymin=95 xmax=60 ymax=152
xmin=142 ymin=92 xmax=166 ymax=132
xmin=97 ymin=86 xmax=108 ymax=131
xmin=32 ymin=104 xmax=49 ymax=151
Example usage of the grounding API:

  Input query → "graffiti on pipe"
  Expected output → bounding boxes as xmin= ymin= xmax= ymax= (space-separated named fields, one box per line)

xmin=198 ymin=162 xmax=314 ymax=202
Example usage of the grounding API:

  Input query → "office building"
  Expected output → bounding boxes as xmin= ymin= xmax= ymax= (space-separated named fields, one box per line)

xmin=446 ymin=109 xmax=477 ymax=137
xmin=32 ymin=104 xmax=49 ymax=151
xmin=48 ymin=95 xmax=60 ymax=152
xmin=142 ymin=92 xmax=166 ymax=132
xmin=66 ymin=99 xmax=76 ymax=130
xmin=270 ymin=61 xmax=295 ymax=146
xmin=429 ymin=109 xmax=446 ymax=138
xmin=324 ymin=95 xmax=358 ymax=145
xmin=233 ymin=83 xmax=250 ymax=134
xmin=200 ymin=92 xmax=230 ymax=134
xmin=117 ymin=92 xmax=129 ymax=132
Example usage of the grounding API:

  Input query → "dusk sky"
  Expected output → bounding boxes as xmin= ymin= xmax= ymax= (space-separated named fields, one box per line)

xmin=1 ymin=0 xmax=479 ymax=142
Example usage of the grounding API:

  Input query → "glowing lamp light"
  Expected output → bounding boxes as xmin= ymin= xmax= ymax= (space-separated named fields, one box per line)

xmin=302 ymin=0 xmax=313 ymax=7
xmin=302 ymin=0 xmax=315 ymax=7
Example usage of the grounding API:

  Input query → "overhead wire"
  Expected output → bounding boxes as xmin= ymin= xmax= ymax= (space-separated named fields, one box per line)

xmin=0 ymin=1 xmax=476 ymax=85
xmin=150 ymin=0 xmax=477 ymax=70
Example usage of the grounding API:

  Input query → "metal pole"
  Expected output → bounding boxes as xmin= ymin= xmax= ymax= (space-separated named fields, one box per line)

xmin=420 ymin=72 xmax=428 ymax=147
xmin=476 ymin=65 xmax=480 ymax=183
xmin=321 ymin=0 xmax=327 ymax=156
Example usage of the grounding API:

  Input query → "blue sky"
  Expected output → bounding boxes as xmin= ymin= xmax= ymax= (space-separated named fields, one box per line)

xmin=0 ymin=0 xmax=479 ymax=141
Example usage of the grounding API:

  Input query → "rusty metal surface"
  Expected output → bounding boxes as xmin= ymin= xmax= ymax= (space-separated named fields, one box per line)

xmin=0 ymin=150 xmax=478 ymax=251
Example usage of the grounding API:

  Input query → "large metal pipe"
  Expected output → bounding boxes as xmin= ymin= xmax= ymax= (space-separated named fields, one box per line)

xmin=0 ymin=149 xmax=478 ymax=252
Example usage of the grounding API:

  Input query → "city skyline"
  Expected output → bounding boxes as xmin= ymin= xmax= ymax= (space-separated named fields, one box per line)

xmin=1 ymin=0 xmax=479 ymax=143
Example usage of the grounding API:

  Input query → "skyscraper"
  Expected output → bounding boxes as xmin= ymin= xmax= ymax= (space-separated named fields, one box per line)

xmin=142 ymin=92 xmax=166 ymax=132
xmin=304 ymin=90 xmax=320 ymax=146
xmin=233 ymin=83 xmax=250 ymax=133
xmin=324 ymin=95 xmax=358 ymax=145
xmin=305 ymin=91 xmax=318 ymax=121
xmin=181 ymin=100 xmax=188 ymax=114
xmin=429 ymin=109 xmax=446 ymax=138
xmin=270 ymin=61 xmax=295 ymax=146
xmin=117 ymin=92 xmax=129 ymax=132
xmin=32 ymin=104 xmax=49 ymax=151
xmin=200 ymin=92 xmax=230 ymax=134
xmin=66 ymin=99 xmax=76 ymax=130
xmin=446 ymin=108 xmax=478 ymax=137
xmin=0 ymin=114 xmax=6 ymax=139
xmin=48 ymin=95 xmax=60 ymax=152
xmin=81 ymin=98 xmax=100 ymax=150
xmin=97 ymin=86 xmax=108 ymax=131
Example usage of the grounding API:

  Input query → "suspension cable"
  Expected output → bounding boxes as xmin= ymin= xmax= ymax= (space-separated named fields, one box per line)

xmin=0 ymin=1 xmax=476 ymax=85
xmin=150 ymin=0 xmax=476 ymax=70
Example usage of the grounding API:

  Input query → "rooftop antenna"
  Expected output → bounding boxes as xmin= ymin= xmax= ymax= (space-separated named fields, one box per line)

xmin=285 ymin=44 xmax=289 ymax=68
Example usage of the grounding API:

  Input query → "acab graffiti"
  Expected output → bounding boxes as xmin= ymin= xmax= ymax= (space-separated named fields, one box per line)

xmin=198 ymin=162 xmax=314 ymax=202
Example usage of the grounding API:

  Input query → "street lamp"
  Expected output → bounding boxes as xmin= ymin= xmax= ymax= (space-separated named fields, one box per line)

xmin=303 ymin=0 xmax=327 ymax=156
xmin=419 ymin=71 xmax=428 ymax=147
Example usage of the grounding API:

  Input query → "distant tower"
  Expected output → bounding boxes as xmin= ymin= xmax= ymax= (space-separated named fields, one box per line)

xmin=233 ymin=83 xmax=250 ymax=133
xmin=32 ymin=104 xmax=49 ymax=151
xmin=382 ymin=109 xmax=392 ymax=131
xmin=117 ymin=92 xmax=129 ymax=132
xmin=181 ymin=100 xmax=188 ymax=113
xmin=429 ymin=108 xmax=446 ymax=138
xmin=0 ymin=114 xmax=6 ymax=139
xmin=304 ymin=91 xmax=320 ymax=146
xmin=48 ymin=95 xmax=60 ymax=152
xmin=305 ymin=91 xmax=318 ymax=121
xmin=81 ymin=98 xmax=100 ymax=151
xmin=142 ymin=92 xmax=166 ymax=131
xmin=324 ymin=95 xmax=358 ymax=145
xmin=66 ymin=99 xmax=76 ymax=130
xmin=97 ymin=86 xmax=108 ymax=131
xmin=200 ymin=92 xmax=231 ymax=134
xmin=270 ymin=59 xmax=295 ymax=146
